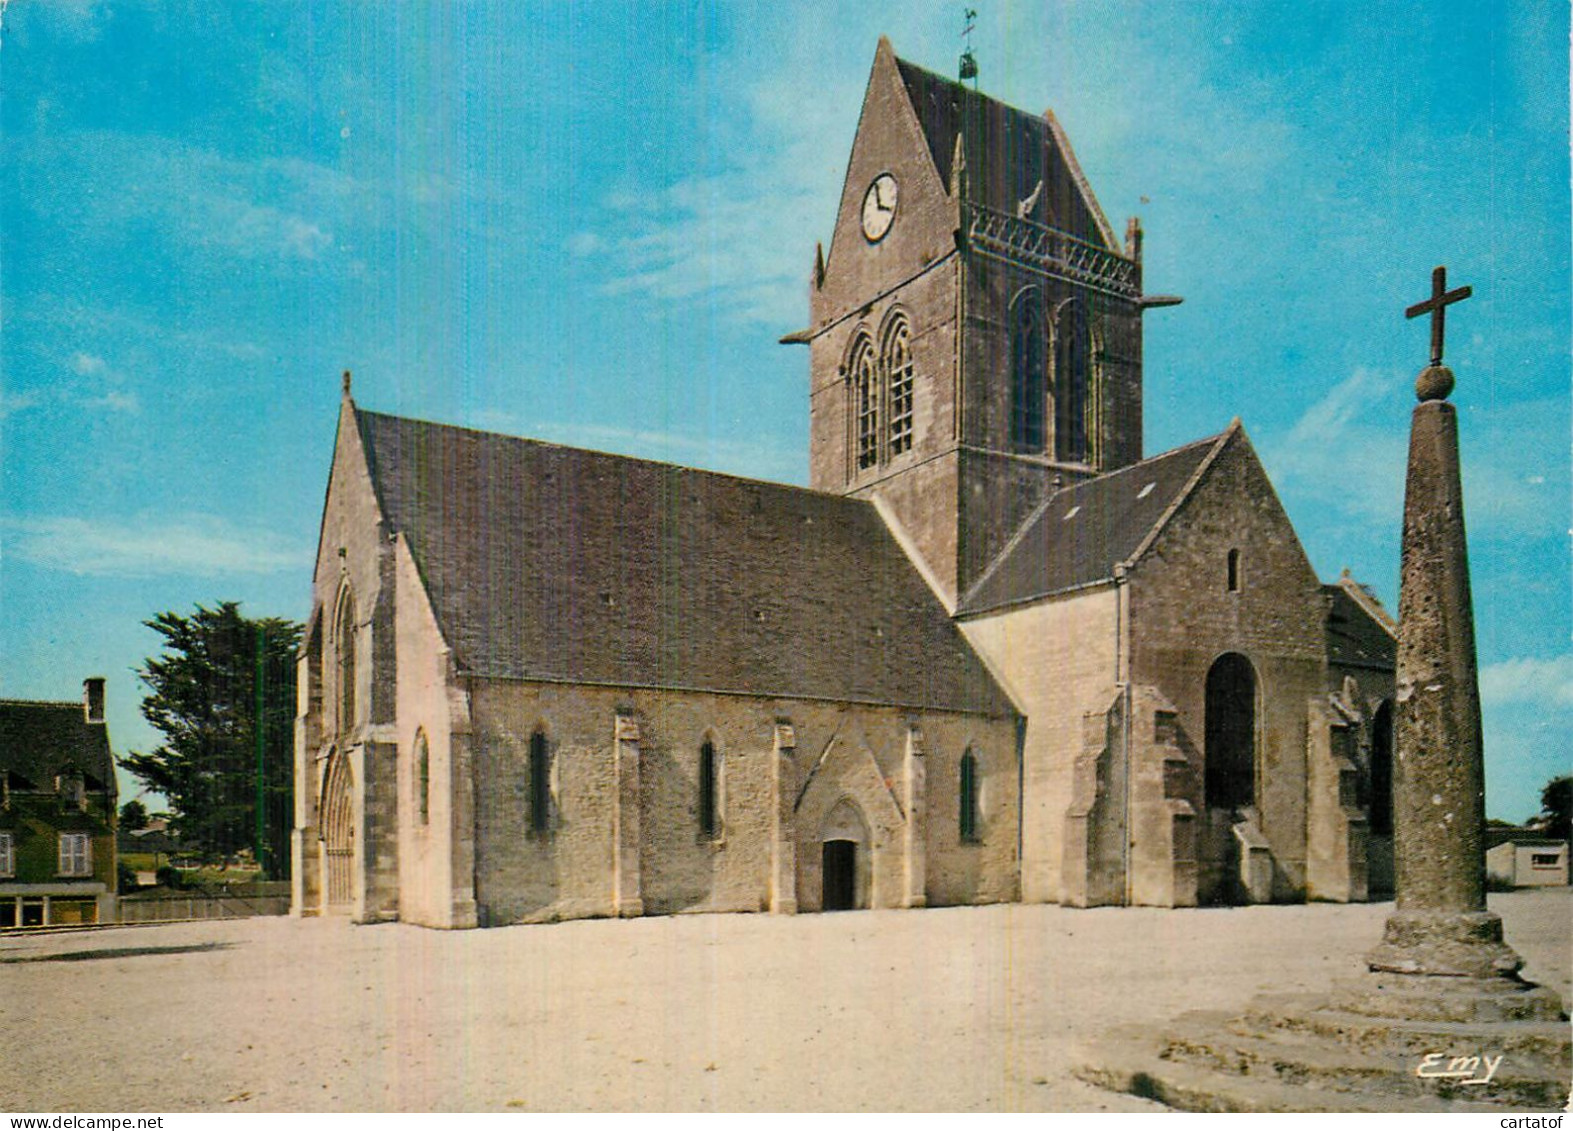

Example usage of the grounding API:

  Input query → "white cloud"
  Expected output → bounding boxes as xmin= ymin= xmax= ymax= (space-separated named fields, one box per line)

xmin=1260 ymin=370 xmax=1564 ymax=542
xmin=15 ymin=130 xmax=352 ymax=267
xmin=1 ymin=514 xmax=312 ymax=577
xmin=566 ymin=39 xmax=861 ymax=328
xmin=78 ymin=389 xmax=140 ymax=414
xmin=1479 ymin=655 xmax=1573 ymax=710
xmin=0 ymin=390 xmax=42 ymax=419
xmin=69 ymin=352 xmax=108 ymax=377
xmin=1260 ymin=366 xmax=1408 ymax=525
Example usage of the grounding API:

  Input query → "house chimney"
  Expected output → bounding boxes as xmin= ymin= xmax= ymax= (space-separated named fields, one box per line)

xmin=83 ymin=677 xmax=105 ymax=724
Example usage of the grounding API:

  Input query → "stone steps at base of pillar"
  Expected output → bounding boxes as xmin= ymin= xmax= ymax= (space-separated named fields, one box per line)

xmin=1073 ymin=1034 xmax=1516 ymax=1114
xmin=1237 ymin=994 xmax=1572 ymax=1062
xmin=1327 ymin=970 xmax=1568 ymax=1023
xmin=1078 ymin=1010 xmax=1569 ymax=1110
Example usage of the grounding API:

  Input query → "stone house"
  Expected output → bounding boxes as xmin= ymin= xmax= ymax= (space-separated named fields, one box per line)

xmin=292 ymin=39 xmax=1395 ymax=927
xmin=0 ymin=680 xmax=119 ymax=927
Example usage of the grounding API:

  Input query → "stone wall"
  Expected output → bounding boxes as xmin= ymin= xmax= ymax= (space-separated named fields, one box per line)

xmin=959 ymin=584 xmax=1120 ymax=904
xmin=465 ymin=681 xmax=1018 ymax=925
xmin=392 ymin=534 xmax=478 ymax=928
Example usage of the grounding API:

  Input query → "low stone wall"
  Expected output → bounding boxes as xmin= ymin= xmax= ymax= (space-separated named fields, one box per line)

xmin=119 ymin=887 xmax=289 ymax=923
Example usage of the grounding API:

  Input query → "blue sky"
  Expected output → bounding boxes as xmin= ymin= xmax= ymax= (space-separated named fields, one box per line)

xmin=1 ymin=1 xmax=1566 ymax=822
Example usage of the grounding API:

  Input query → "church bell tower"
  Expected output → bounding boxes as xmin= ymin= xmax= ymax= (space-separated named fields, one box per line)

xmin=791 ymin=39 xmax=1163 ymax=605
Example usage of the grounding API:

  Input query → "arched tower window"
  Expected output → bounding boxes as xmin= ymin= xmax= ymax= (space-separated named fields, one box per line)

xmin=1010 ymin=296 xmax=1046 ymax=452
xmin=1054 ymin=299 xmax=1090 ymax=462
xmin=528 ymin=730 xmax=550 ymax=834
xmin=959 ymin=749 xmax=981 ymax=843
xmin=698 ymin=739 xmax=720 ymax=839
xmin=850 ymin=333 xmax=878 ymax=472
xmin=414 ymin=730 xmax=431 ymax=826
xmin=883 ymin=317 xmax=914 ymax=457
xmin=336 ymin=590 xmax=356 ymax=738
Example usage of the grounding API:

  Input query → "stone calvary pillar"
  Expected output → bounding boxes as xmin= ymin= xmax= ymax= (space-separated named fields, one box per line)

xmin=1351 ymin=267 xmax=1562 ymax=1020
xmin=1364 ymin=268 xmax=1517 ymax=979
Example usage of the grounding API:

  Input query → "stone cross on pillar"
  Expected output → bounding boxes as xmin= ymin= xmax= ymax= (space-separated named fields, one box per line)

xmin=1404 ymin=265 xmax=1472 ymax=370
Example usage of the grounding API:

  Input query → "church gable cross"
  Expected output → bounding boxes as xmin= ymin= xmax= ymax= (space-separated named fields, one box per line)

xmin=1404 ymin=265 xmax=1471 ymax=368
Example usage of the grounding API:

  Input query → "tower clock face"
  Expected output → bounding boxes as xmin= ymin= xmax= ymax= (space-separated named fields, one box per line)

xmin=861 ymin=173 xmax=899 ymax=242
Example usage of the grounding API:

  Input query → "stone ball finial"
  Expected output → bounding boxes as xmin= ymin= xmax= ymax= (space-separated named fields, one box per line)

xmin=1416 ymin=364 xmax=1454 ymax=402
xmin=342 ymin=369 xmax=352 ymax=397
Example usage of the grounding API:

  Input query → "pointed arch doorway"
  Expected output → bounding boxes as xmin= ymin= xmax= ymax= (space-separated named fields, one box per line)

xmin=319 ymin=747 xmax=356 ymax=912
xmin=819 ymin=799 xmax=870 ymax=911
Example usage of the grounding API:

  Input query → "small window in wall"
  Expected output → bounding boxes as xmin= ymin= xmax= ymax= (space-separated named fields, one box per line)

xmin=415 ymin=731 xmax=431 ymax=826
xmin=0 ymin=832 xmax=12 ymax=877
xmin=59 ymin=832 xmax=91 ymax=877
xmin=1531 ymin=853 xmax=1560 ymax=869
xmin=529 ymin=730 xmax=551 ymax=833
xmin=699 ymin=740 xmax=720 ymax=839
xmin=1227 ymin=549 xmax=1242 ymax=592
xmin=959 ymin=751 xmax=981 ymax=843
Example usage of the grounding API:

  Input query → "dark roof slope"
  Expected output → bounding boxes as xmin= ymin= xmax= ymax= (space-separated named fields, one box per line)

xmin=356 ymin=409 xmax=1014 ymax=716
xmin=958 ymin=432 xmax=1226 ymax=616
xmin=0 ymin=700 xmax=116 ymax=791
xmin=1325 ymin=578 xmax=1397 ymax=671
xmin=894 ymin=54 xmax=1111 ymax=245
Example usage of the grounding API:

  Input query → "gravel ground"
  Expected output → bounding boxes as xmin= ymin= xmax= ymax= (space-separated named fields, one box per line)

xmin=0 ymin=888 xmax=1566 ymax=1112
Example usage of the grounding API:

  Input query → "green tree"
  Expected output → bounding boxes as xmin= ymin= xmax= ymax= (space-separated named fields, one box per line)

xmin=122 ymin=602 xmax=301 ymax=879
xmin=1538 ymin=775 xmax=1572 ymax=842
xmin=119 ymin=799 xmax=150 ymax=831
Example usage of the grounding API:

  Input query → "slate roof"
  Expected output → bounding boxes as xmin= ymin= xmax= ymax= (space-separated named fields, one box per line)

xmin=1485 ymin=825 xmax=1568 ymax=850
xmin=1324 ymin=576 xmax=1397 ymax=671
xmin=957 ymin=431 xmax=1228 ymax=616
xmin=894 ymin=53 xmax=1115 ymax=247
xmin=0 ymin=700 xmax=116 ymax=792
xmin=355 ymin=408 xmax=1015 ymax=717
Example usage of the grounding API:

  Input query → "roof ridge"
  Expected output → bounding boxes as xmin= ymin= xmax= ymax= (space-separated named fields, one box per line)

xmin=355 ymin=406 xmax=839 ymax=502
xmin=0 ymin=698 xmax=82 ymax=708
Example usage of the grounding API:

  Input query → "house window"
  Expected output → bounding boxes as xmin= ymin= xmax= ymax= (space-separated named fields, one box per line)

xmin=415 ymin=730 xmax=431 ymax=825
xmin=884 ymin=318 xmax=914 ymax=457
xmin=699 ymin=740 xmax=720 ymax=839
xmin=337 ymin=590 xmax=357 ymax=736
xmin=529 ymin=730 xmax=551 ymax=834
xmin=0 ymin=832 xmax=12 ymax=877
xmin=1011 ymin=296 xmax=1046 ymax=452
xmin=59 ymin=832 xmax=92 ymax=877
xmin=1531 ymin=853 xmax=1560 ymax=869
xmin=1054 ymin=299 xmax=1089 ymax=462
xmin=850 ymin=334 xmax=878 ymax=471
xmin=959 ymin=750 xmax=981 ymax=843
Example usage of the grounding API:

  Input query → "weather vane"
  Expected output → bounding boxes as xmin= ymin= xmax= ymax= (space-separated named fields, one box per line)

xmin=959 ymin=8 xmax=979 ymax=88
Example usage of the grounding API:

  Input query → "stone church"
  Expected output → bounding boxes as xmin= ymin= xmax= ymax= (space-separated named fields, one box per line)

xmin=291 ymin=39 xmax=1395 ymax=928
